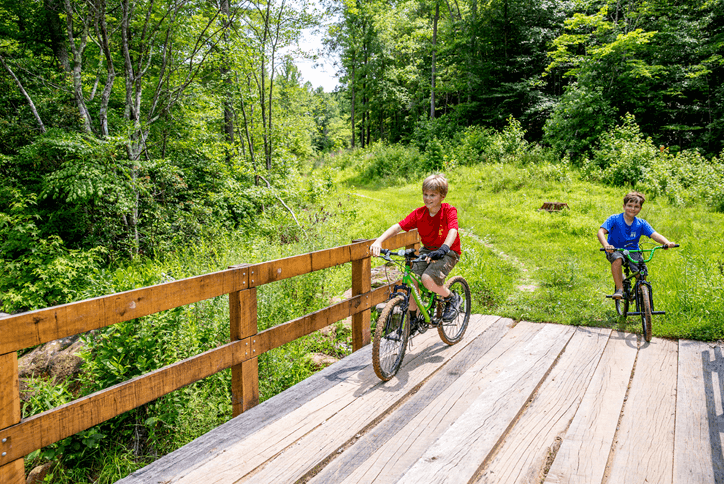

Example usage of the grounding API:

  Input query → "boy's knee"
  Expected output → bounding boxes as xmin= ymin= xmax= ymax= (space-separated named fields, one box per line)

xmin=421 ymin=274 xmax=437 ymax=289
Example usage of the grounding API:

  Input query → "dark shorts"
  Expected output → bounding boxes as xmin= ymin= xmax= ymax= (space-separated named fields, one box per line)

xmin=411 ymin=248 xmax=459 ymax=286
xmin=605 ymin=250 xmax=646 ymax=273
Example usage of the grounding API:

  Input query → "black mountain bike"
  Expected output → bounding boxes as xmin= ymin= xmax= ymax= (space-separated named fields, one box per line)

xmin=601 ymin=244 xmax=679 ymax=342
xmin=372 ymin=248 xmax=471 ymax=381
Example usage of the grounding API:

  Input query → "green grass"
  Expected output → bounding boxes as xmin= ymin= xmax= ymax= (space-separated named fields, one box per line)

xmin=345 ymin=162 xmax=724 ymax=341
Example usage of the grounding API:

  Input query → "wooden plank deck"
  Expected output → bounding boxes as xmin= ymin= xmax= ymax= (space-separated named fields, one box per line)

xmin=117 ymin=317 xmax=724 ymax=484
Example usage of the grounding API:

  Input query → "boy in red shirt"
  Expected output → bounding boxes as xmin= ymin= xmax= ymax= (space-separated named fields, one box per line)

xmin=370 ymin=174 xmax=462 ymax=321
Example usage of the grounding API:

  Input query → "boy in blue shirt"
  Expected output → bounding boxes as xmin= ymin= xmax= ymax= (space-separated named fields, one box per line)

xmin=597 ymin=191 xmax=676 ymax=299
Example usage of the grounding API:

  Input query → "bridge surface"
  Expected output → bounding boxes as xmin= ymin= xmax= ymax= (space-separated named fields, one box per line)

xmin=118 ymin=316 xmax=724 ymax=484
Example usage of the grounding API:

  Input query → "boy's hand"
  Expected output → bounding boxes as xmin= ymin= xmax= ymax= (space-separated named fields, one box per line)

xmin=426 ymin=244 xmax=450 ymax=261
xmin=603 ymin=244 xmax=615 ymax=254
xmin=370 ymin=241 xmax=382 ymax=257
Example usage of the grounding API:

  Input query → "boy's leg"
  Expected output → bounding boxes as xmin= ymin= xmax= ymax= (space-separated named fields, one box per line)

xmin=605 ymin=251 xmax=625 ymax=298
xmin=611 ymin=258 xmax=624 ymax=290
xmin=420 ymin=252 xmax=460 ymax=320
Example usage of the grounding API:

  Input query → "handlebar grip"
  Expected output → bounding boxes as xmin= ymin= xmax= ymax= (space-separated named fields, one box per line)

xmin=672 ymin=244 xmax=680 ymax=248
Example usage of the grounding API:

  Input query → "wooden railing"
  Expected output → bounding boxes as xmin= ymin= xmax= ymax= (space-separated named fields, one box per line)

xmin=0 ymin=231 xmax=420 ymax=483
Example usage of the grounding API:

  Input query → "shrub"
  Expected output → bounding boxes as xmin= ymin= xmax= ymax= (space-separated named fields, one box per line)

xmin=594 ymin=113 xmax=659 ymax=187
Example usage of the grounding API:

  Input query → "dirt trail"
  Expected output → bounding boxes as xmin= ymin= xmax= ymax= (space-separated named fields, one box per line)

xmin=459 ymin=228 xmax=539 ymax=293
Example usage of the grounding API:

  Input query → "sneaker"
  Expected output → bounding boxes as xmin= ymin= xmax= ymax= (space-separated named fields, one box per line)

xmin=612 ymin=289 xmax=624 ymax=300
xmin=442 ymin=292 xmax=462 ymax=321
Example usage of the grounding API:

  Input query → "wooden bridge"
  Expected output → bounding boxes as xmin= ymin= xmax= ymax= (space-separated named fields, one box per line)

xmin=1 ymin=232 xmax=722 ymax=483
xmin=118 ymin=317 xmax=723 ymax=484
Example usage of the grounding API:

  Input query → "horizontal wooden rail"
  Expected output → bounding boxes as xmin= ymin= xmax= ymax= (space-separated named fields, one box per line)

xmin=0 ymin=230 xmax=420 ymax=476
xmin=0 ymin=234 xmax=415 ymax=355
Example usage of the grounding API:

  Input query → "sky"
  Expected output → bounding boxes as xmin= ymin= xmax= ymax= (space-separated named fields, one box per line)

xmin=294 ymin=25 xmax=340 ymax=92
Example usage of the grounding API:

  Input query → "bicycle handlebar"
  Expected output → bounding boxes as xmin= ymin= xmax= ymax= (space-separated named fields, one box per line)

xmin=599 ymin=244 xmax=680 ymax=252
xmin=599 ymin=244 xmax=679 ymax=263
xmin=378 ymin=248 xmax=427 ymax=263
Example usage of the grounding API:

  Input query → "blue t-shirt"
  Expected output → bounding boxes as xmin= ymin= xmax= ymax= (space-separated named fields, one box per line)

xmin=601 ymin=213 xmax=655 ymax=250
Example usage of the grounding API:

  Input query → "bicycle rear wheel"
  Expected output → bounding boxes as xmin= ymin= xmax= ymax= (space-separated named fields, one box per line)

xmin=639 ymin=285 xmax=653 ymax=342
xmin=438 ymin=276 xmax=471 ymax=345
xmin=373 ymin=296 xmax=410 ymax=381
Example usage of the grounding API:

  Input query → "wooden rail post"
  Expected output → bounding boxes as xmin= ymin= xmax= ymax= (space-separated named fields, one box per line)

xmin=351 ymin=239 xmax=372 ymax=352
xmin=229 ymin=264 xmax=259 ymax=418
xmin=0 ymin=352 xmax=24 ymax=484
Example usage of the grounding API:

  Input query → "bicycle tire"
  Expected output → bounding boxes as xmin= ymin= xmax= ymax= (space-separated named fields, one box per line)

xmin=438 ymin=276 xmax=471 ymax=345
xmin=639 ymin=284 xmax=653 ymax=342
xmin=372 ymin=296 xmax=410 ymax=381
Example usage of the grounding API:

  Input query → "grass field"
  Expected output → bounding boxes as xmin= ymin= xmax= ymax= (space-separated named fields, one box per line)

xmin=342 ymin=163 xmax=724 ymax=341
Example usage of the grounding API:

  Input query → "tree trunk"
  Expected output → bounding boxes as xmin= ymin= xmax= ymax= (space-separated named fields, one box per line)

xmin=64 ymin=0 xmax=94 ymax=133
xmin=44 ymin=0 xmax=70 ymax=71
xmin=96 ymin=0 xmax=115 ymax=137
xmin=431 ymin=1 xmax=439 ymax=119
xmin=222 ymin=0 xmax=234 ymax=165
xmin=0 ymin=54 xmax=46 ymax=133
xmin=350 ymin=56 xmax=356 ymax=148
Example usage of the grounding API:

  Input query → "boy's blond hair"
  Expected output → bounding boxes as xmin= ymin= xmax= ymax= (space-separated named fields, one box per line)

xmin=422 ymin=174 xmax=448 ymax=197
xmin=624 ymin=191 xmax=646 ymax=206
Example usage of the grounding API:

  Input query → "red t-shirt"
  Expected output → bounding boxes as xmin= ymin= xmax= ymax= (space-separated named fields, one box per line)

xmin=399 ymin=203 xmax=461 ymax=254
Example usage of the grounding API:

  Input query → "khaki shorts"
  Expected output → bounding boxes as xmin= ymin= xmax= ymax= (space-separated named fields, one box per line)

xmin=411 ymin=248 xmax=459 ymax=286
xmin=605 ymin=250 xmax=646 ymax=273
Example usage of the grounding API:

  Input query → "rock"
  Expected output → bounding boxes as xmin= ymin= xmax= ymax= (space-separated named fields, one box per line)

xmin=319 ymin=325 xmax=336 ymax=338
xmin=26 ymin=461 xmax=55 ymax=484
xmin=18 ymin=336 xmax=85 ymax=402
xmin=307 ymin=353 xmax=338 ymax=369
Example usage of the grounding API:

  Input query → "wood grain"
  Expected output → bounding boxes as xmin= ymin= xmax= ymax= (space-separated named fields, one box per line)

xmin=605 ymin=337 xmax=678 ymax=484
xmin=174 ymin=314 xmax=491 ymax=484
xmin=475 ymin=327 xmax=612 ymax=484
xmin=351 ymin=254 xmax=371 ymax=352
xmin=674 ymin=340 xmax=724 ymax=483
xmin=0 ymin=352 xmax=23 ymax=484
xmin=0 ymin=339 xmax=249 ymax=465
xmin=230 ymin=287 xmax=257 ymax=417
xmin=397 ymin=323 xmax=576 ymax=484
xmin=334 ymin=321 xmax=554 ymax=484
xmin=117 ymin=344 xmax=376 ymax=484
xmin=543 ymin=331 xmax=638 ymax=484
xmin=309 ymin=315 xmax=511 ymax=484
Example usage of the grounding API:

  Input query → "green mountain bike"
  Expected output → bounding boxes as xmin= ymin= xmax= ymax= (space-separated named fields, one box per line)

xmin=601 ymin=244 xmax=679 ymax=342
xmin=372 ymin=248 xmax=471 ymax=381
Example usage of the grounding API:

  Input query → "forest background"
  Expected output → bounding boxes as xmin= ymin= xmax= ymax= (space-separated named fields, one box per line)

xmin=1 ymin=0 xmax=723 ymax=481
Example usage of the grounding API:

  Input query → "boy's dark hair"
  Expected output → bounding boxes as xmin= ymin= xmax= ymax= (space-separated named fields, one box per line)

xmin=423 ymin=174 xmax=448 ymax=197
xmin=624 ymin=191 xmax=645 ymax=206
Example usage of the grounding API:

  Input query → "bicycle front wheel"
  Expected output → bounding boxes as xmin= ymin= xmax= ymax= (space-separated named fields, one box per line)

xmin=373 ymin=296 xmax=410 ymax=381
xmin=438 ymin=276 xmax=471 ymax=345
xmin=639 ymin=285 xmax=653 ymax=342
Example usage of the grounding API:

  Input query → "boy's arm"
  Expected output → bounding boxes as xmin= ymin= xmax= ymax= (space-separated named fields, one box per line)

xmin=443 ymin=228 xmax=458 ymax=249
xmin=597 ymin=227 xmax=614 ymax=253
xmin=370 ymin=223 xmax=403 ymax=257
xmin=424 ymin=228 xmax=458 ymax=261
xmin=650 ymin=232 xmax=676 ymax=248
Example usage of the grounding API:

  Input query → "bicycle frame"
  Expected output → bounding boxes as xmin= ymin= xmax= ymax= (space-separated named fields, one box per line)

xmin=383 ymin=250 xmax=439 ymax=325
